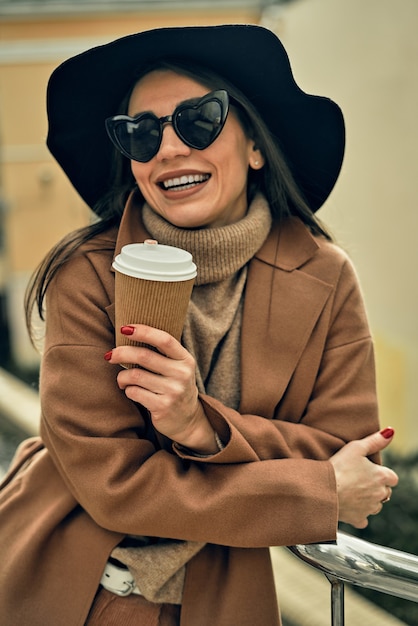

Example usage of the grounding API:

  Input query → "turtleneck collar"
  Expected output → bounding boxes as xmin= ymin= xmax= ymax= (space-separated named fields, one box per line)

xmin=141 ymin=194 xmax=272 ymax=286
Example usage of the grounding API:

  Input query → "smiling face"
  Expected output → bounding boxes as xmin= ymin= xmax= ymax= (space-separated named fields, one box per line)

xmin=127 ymin=70 xmax=264 ymax=229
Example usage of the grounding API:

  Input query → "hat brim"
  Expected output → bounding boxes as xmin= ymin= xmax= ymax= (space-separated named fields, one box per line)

xmin=46 ymin=24 xmax=345 ymax=212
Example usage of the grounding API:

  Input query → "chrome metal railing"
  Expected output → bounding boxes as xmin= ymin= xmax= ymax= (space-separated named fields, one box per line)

xmin=289 ymin=531 xmax=418 ymax=625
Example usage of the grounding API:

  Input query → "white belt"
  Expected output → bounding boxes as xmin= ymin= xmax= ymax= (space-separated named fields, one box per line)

xmin=100 ymin=560 xmax=142 ymax=596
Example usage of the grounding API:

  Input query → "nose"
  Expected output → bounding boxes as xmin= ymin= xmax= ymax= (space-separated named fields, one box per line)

xmin=156 ymin=122 xmax=191 ymax=161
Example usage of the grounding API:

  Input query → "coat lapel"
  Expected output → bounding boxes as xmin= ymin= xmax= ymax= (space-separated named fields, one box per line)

xmin=113 ymin=190 xmax=151 ymax=256
xmin=240 ymin=218 xmax=333 ymax=417
xmin=105 ymin=191 xmax=150 ymax=328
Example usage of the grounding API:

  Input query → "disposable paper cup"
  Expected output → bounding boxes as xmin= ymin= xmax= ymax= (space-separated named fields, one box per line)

xmin=112 ymin=240 xmax=197 ymax=363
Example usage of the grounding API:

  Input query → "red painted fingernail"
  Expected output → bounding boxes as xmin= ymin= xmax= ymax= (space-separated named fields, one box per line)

xmin=380 ymin=427 xmax=394 ymax=439
xmin=121 ymin=325 xmax=135 ymax=336
xmin=104 ymin=350 xmax=113 ymax=361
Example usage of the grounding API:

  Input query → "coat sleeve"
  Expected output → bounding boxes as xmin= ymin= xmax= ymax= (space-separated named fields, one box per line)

xmin=40 ymin=246 xmax=338 ymax=549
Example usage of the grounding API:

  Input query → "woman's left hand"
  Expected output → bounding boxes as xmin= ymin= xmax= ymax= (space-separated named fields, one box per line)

xmin=105 ymin=324 xmax=219 ymax=453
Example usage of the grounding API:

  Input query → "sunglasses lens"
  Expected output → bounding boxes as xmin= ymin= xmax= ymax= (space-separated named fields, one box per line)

xmin=176 ymin=99 xmax=225 ymax=150
xmin=112 ymin=115 xmax=161 ymax=162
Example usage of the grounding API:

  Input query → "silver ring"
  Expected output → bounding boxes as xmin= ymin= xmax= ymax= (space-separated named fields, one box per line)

xmin=381 ymin=487 xmax=391 ymax=504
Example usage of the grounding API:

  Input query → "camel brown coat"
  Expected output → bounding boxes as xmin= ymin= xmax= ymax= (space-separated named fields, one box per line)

xmin=0 ymin=199 xmax=379 ymax=626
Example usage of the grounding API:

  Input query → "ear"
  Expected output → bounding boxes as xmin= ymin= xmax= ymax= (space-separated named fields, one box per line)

xmin=249 ymin=144 xmax=265 ymax=170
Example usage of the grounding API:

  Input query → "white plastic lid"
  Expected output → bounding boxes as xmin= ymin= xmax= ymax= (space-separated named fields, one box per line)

xmin=112 ymin=240 xmax=197 ymax=282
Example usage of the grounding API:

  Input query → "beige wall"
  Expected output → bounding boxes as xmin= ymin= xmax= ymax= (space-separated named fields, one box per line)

xmin=262 ymin=0 xmax=418 ymax=452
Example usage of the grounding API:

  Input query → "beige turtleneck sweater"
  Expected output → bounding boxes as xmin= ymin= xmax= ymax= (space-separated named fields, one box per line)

xmin=142 ymin=193 xmax=272 ymax=409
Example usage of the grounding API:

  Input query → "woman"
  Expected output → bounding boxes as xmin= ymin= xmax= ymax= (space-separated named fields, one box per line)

xmin=0 ymin=25 xmax=398 ymax=626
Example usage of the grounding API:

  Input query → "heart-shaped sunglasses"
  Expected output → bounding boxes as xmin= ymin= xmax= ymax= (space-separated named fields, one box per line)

xmin=105 ymin=89 xmax=230 ymax=163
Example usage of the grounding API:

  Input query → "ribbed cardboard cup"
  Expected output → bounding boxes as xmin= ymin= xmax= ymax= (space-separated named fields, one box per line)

xmin=113 ymin=240 xmax=197 ymax=366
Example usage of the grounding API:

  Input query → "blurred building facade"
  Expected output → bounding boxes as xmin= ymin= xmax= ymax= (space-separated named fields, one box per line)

xmin=0 ymin=0 xmax=417 ymax=452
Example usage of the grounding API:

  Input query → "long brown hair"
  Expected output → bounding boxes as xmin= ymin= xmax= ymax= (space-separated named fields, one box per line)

xmin=25 ymin=59 xmax=332 ymax=345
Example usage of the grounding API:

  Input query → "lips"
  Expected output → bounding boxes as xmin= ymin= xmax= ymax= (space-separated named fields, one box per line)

xmin=160 ymin=173 xmax=210 ymax=191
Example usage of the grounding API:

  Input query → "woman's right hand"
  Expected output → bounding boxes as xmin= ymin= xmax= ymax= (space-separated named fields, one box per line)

xmin=330 ymin=428 xmax=399 ymax=528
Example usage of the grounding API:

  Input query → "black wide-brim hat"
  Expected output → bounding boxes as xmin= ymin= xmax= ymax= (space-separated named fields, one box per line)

xmin=46 ymin=24 xmax=345 ymax=213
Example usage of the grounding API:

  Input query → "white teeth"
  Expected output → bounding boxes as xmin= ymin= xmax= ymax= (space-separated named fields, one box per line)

xmin=162 ymin=174 xmax=209 ymax=190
